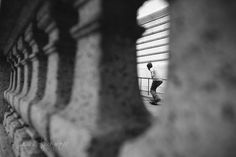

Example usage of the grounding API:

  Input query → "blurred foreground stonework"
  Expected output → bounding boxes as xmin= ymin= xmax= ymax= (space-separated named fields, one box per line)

xmin=0 ymin=0 xmax=235 ymax=157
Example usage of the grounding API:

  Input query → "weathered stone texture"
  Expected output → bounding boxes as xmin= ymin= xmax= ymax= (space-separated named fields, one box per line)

xmin=48 ymin=0 xmax=151 ymax=156
xmin=1 ymin=0 xmax=236 ymax=157
xmin=1 ymin=0 xmax=150 ymax=157
xmin=120 ymin=1 xmax=236 ymax=157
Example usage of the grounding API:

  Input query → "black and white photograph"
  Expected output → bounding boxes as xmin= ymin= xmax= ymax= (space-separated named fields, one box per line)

xmin=0 ymin=0 xmax=235 ymax=157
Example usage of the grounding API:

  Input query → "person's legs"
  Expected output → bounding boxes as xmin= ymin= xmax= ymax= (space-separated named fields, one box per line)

xmin=150 ymin=81 xmax=162 ymax=102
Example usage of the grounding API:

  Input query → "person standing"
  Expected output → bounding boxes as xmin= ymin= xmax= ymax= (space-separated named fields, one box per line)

xmin=147 ymin=62 xmax=163 ymax=104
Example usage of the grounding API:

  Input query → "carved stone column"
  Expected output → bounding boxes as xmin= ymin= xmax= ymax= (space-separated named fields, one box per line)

xmin=9 ymin=40 xmax=24 ymax=108
xmin=48 ymin=0 xmax=150 ymax=157
xmin=29 ymin=1 xmax=77 ymax=140
xmin=19 ymin=23 xmax=48 ymax=125
xmin=3 ymin=53 xmax=14 ymax=123
xmin=3 ymin=49 xmax=18 ymax=133
xmin=4 ymin=26 xmax=49 ymax=157
xmin=13 ymin=37 xmax=32 ymax=113
xmin=6 ymin=47 xmax=18 ymax=104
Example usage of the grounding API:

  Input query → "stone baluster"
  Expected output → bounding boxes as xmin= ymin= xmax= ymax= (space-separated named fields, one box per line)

xmin=3 ymin=52 xmax=15 ymax=126
xmin=29 ymin=1 xmax=77 ymax=141
xmin=4 ymin=53 xmax=14 ymax=101
xmin=47 ymin=0 xmax=151 ymax=157
xmin=13 ymin=36 xmax=32 ymax=113
xmin=4 ymin=46 xmax=22 ymax=137
xmin=19 ymin=22 xmax=48 ymax=125
xmin=3 ymin=48 xmax=19 ymax=135
xmin=6 ymin=47 xmax=18 ymax=104
xmin=9 ymin=40 xmax=24 ymax=108
xmin=5 ymin=25 xmax=49 ymax=157
xmin=5 ymin=40 xmax=25 ymax=144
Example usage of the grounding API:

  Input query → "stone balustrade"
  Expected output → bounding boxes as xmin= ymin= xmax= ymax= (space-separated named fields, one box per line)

xmin=2 ymin=0 xmax=150 ymax=156
xmin=0 ymin=0 xmax=236 ymax=157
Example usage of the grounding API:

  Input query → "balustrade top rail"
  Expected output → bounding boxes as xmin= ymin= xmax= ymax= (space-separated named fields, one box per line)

xmin=138 ymin=77 xmax=167 ymax=81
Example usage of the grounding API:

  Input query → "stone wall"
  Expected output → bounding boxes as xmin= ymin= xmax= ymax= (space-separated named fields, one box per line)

xmin=1 ymin=0 xmax=236 ymax=157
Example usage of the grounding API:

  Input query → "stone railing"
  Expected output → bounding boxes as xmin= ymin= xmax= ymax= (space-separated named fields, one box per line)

xmin=1 ymin=0 xmax=236 ymax=157
xmin=2 ymin=0 xmax=151 ymax=156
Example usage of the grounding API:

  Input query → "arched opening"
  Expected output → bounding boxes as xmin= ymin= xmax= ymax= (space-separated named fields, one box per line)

xmin=136 ymin=0 xmax=169 ymax=116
